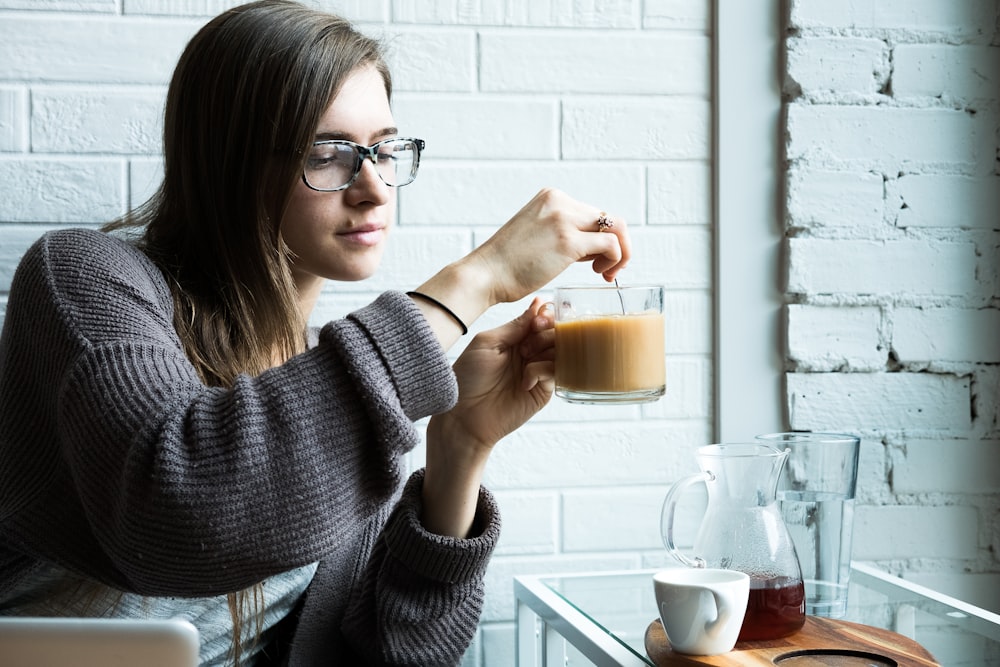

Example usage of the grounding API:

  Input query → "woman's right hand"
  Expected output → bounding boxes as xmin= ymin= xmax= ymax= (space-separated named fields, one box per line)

xmin=410 ymin=188 xmax=632 ymax=349
xmin=467 ymin=187 xmax=632 ymax=305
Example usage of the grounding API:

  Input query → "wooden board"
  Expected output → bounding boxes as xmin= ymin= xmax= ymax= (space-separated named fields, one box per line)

xmin=644 ymin=616 xmax=939 ymax=666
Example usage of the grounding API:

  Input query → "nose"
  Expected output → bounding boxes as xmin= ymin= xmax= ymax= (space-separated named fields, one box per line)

xmin=344 ymin=156 xmax=391 ymax=205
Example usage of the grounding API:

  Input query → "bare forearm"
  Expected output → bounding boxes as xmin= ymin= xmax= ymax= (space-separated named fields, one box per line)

xmin=421 ymin=416 xmax=491 ymax=538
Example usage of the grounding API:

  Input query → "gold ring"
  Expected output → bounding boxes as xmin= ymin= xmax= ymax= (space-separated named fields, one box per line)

xmin=597 ymin=212 xmax=614 ymax=231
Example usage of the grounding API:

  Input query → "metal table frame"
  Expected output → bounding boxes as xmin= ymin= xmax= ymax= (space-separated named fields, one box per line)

xmin=514 ymin=563 xmax=1000 ymax=667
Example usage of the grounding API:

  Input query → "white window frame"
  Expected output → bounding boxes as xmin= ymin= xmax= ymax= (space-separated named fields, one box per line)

xmin=713 ymin=0 xmax=784 ymax=440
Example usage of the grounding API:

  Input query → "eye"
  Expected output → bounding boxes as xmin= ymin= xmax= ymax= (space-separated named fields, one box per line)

xmin=307 ymin=144 xmax=355 ymax=170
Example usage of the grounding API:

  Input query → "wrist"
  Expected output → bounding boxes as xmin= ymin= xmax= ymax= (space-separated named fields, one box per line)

xmin=416 ymin=256 xmax=495 ymax=330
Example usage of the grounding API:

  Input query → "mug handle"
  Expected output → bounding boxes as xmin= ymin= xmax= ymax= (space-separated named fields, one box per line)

xmin=660 ymin=471 xmax=713 ymax=568
xmin=703 ymin=589 xmax=733 ymax=640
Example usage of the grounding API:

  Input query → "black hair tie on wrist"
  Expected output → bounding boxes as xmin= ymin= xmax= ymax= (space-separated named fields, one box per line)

xmin=406 ymin=291 xmax=468 ymax=335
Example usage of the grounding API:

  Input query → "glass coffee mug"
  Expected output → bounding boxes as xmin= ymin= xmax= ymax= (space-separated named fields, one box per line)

xmin=548 ymin=284 xmax=665 ymax=404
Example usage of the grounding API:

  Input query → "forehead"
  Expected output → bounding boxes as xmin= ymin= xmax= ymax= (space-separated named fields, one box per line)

xmin=315 ymin=65 xmax=394 ymax=142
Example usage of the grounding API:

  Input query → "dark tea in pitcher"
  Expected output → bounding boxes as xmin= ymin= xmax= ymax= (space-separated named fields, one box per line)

xmin=737 ymin=575 xmax=806 ymax=641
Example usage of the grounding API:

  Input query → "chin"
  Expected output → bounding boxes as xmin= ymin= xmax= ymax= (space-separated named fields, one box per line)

xmin=328 ymin=262 xmax=382 ymax=283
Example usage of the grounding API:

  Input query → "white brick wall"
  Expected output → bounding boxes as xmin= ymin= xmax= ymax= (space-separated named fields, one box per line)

xmin=0 ymin=1 xmax=713 ymax=664
xmin=786 ymin=0 xmax=1000 ymax=610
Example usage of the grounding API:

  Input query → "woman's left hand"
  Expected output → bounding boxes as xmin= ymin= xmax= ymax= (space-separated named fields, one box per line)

xmin=442 ymin=296 xmax=554 ymax=448
xmin=421 ymin=298 xmax=554 ymax=537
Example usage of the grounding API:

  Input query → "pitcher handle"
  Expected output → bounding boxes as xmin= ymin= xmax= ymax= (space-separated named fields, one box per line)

xmin=660 ymin=471 xmax=713 ymax=568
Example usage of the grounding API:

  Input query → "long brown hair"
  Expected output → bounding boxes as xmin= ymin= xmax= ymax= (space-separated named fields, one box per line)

xmin=105 ymin=1 xmax=392 ymax=663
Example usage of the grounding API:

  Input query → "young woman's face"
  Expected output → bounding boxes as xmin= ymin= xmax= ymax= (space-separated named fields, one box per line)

xmin=281 ymin=65 xmax=398 ymax=294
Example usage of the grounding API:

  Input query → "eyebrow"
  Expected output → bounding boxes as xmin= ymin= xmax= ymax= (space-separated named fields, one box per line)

xmin=313 ymin=126 xmax=399 ymax=143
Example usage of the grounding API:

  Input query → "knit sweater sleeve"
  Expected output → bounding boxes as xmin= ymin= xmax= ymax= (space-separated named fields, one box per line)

xmin=285 ymin=469 xmax=501 ymax=667
xmin=0 ymin=229 xmax=459 ymax=596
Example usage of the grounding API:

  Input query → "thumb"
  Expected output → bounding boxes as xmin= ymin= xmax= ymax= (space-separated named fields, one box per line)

xmin=489 ymin=297 xmax=544 ymax=346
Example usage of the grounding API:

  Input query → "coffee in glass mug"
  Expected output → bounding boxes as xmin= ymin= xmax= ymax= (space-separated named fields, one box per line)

xmin=551 ymin=285 xmax=665 ymax=404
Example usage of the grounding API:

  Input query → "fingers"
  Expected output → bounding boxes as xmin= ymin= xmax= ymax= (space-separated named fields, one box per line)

xmin=583 ymin=211 xmax=630 ymax=281
xmin=529 ymin=189 xmax=632 ymax=279
xmin=521 ymin=358 xmax=555 ymax=392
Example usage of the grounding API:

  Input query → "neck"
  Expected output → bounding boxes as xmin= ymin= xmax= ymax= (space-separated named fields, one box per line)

xmin=295 ymin=275 xmax=325 ymax=324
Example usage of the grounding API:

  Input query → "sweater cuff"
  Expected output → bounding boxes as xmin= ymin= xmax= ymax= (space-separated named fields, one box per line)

xmin=335 ymin=291 xmax=458 ymax=421
xmin=383 ymin=469 xmax=500 ymax=585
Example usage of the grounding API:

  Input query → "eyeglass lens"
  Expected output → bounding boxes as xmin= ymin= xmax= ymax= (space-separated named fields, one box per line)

xmin=304 ymin=139 xmax=419 ymax=191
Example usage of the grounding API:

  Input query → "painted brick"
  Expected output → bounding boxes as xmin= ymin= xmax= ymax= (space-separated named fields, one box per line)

xmin=786 ymin=169 xmax=884 ymax=230
xmin=400 ymin=163 xmax=645 ymax=226
xmin=643 ymin=0 xmax=709 ymax=30
xmin=492 ymin=491 xmax=557 ymax=556
xmin=483 ymin=420 xmax=712 ymax=490
xmin=648 ymin=162 xmax=711 ymax=225
xmin=529 ymin=390 xmax=645 ymax=424
xmin=562 ymin=488 xmax=663 ymax=552
xmin=123 ymin=0 xmax=243 ymax=16
xmin=128 ymin=157 xmax=162 ymax=209
xmin=612 ymin=227 xmax=710 ymax=289
xmin=0 ymin=158 xmax=125 ymax=224
xmin=787 ymin=105 xmax=985 ymax=171
xmin=562 ymin=486 xmax=705 ymax=553
xmin=563 ymin=98 xmax=709 ymax=161
xmin=892 ymin=307 xmax=1000 ymax=363
xmin=392 ymin=0 xmax=638 ymax=28
xmin=790 ymin=0 xmax=997 ymax=36
xmin=787 ymin=37 xmax=888 ymax=96
xmin=123 ymin=1 xmax=387 ymax=21
xmin=642 ymin=357 xmax=711 ymax=419
xmin=787 ymin=238 xmax=978 ymax=296
xmin=32 ymin=87 xmax=165 ymax=154
xmin=0 ymin=16 xmax=198 ymax=84
xmin=480 ymin=32 xmax=709 ymax=95
xmin=381 ymin=29 xmax=475 ymax=92
xmin=894 ymin=174 xmax=1000 ymax=229
xmin=893 ymin=44 xmax=1000 ymax=101
xmin=787 ymin=305 xmax=885 ymax=371
xmin=0 ymin=226 xmax=57 ymax=292
xmin=0 ymin=0 xmax=115 ymax=9
xmin=853 ymin=505 xmax=979 ymax=560
xmin=787 ymin=372 xmax=972 ymax=431
xmin=855 ymin=439 xmax=890 ymax=505
xmin=391 ymin=96 xmax=558 ymax=159
xmin=0 ymin=86 xmax=28 ymax=152
xmin=891 ymin=439 xmax=1000 ymax=495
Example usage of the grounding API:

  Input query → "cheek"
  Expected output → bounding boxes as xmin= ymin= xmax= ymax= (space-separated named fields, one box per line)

xmin=281 ymin=188 xmax=331 ymax=244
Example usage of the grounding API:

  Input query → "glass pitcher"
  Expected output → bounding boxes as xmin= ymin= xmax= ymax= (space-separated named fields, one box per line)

xmin=660 ymin=444 xmax=805 ymax=641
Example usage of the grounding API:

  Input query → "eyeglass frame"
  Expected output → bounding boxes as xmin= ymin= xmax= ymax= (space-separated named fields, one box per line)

xmin=300 ymin=137 xmax=425 ymax=192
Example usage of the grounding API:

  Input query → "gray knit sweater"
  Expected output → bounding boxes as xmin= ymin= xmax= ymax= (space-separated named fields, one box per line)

xmin=0 ymin=229 xmax=500 ymax=666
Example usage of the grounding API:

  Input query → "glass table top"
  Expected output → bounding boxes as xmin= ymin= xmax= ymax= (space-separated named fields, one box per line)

xmin=526 ymin=564 xmax=1000 ymax=667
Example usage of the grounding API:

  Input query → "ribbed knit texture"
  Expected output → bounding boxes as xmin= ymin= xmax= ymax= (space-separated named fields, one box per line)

xmin=0 ymin=229 xmax=500 ymax=666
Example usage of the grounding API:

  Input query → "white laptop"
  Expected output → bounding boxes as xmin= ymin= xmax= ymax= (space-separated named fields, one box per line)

xmin=0 ymin=616 xmax=200 ymax=667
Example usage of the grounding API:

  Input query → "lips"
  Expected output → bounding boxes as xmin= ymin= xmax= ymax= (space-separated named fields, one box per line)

xmin=338 ymin=222 xmax=386 ymax=247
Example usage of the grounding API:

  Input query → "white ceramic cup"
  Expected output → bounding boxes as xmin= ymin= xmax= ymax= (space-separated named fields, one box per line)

xmin=652 ymin=568 xmax=750 ymax=655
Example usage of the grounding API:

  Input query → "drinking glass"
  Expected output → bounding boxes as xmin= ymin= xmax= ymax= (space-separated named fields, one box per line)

xmin=550 ymin=285 xmax=665 ymax=404
xmin=756 ymin=432 xmax=861 ymax=618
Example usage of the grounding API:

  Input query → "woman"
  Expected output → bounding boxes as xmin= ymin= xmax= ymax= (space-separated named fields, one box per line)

xmin=0 ymin=2 xmax=630 ymax=665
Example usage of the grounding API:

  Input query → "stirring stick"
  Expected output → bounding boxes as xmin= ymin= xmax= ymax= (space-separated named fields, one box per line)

xmin=614 ymin=278 xmax=626 ymax=314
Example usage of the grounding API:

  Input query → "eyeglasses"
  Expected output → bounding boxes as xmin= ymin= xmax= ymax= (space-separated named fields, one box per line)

xmin=302 ymin=137 xmax=425 ymax=192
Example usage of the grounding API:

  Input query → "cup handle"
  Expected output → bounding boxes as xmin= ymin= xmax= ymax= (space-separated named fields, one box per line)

xmin=704 ymin=590 xmax=732 ymax=640
xmin=660 ymin=471 xmax=712 ymax=568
